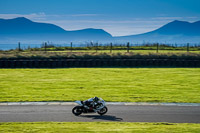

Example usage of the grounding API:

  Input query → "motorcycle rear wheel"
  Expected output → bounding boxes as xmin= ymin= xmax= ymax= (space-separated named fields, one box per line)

xmin=97 ymin=106 xmax=108 ymax=116
xmin=72 ymin=106 xmax=83 ymax=116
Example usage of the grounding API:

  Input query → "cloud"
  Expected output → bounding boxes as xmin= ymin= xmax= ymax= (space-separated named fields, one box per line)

xmin=70 ymin=14 xmax=100 ymax=17
xmin=151 ymin=16 xmax=199 ymax=21
xmin=152 ymin=17 xmax=183 ymax=20
xmin=42 ymin=19 xmax=164 ymax=36
xmin=44 ymin=19 xmax=168 ymax=24
xmin=0 ymin=13 xmax=101 ymax=20
xmin=0 ymin=13 xmax=46 ymax=20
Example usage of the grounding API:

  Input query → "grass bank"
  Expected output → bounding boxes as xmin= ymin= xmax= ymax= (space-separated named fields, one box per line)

xmin=0 ymin=51 xmax=200 ymax=60
xmin=0 ymin=122 xmax=200 ymax=133
xmin=0 ymin=68 xmax=199 ymax=103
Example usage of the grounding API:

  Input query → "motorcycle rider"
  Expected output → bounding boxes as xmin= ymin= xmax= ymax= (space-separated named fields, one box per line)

xmin=72 ymin=97 xmax=107 ymax=116
xmin=84 ymin=96 xmax=101 ymax=111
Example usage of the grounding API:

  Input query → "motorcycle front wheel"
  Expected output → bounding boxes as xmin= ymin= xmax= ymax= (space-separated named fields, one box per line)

xmin=97 ymin=106 xmax=108 ymax=116
xmin=72 ymin=106 xmax=83 ymax=116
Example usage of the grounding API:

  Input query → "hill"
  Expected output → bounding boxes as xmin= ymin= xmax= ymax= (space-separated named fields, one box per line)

xmin=0 ymin=17 xmax=112 ymax=43
xmin=0 ymin=17 xmax=200 ymax=44
xmin=116 ymin=20 xmax=200 ymax=43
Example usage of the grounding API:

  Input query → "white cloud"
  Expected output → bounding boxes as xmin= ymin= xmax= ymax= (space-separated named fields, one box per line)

xmin=152 ymin=17 xmax=183 ymax=20
xmin=42 ymin=19 xmax=165 ymax=36
xmin=0 ymin=13 xmax=46 ymax=20
xmin=151 ymin=16 xmax=199 ymax=22
xmin=70 ymin=14 xmax=100 ymax=17
xmin=0 ymin=13 xmax=103 ymax=22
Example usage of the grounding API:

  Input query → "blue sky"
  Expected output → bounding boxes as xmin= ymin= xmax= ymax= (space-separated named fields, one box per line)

xmin=0 ymin=0 xmax=200 ymax=36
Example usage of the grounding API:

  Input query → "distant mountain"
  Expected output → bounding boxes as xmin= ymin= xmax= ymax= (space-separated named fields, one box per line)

xmin=116 ymin=20 xmax=200 ymax=43
xmin=0 ymin=17 xmax=66 ymax=34
xmin=149 ymin=20 xmax=200 ymax=36
xmin=0 ymin=17 xmax=112 ymax=43
xmin=0 ymin=17 xmax=200 ymax=44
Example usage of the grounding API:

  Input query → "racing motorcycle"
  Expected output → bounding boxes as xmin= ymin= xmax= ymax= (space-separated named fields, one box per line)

xmin=72 ymin=98 xmax=108 ymax=116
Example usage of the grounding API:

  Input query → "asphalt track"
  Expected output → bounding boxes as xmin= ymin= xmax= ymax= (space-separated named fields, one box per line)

xmin=0 ymin=105 xmax=200 ymax=123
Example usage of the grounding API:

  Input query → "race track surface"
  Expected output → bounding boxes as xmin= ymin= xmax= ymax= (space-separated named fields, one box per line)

xmin=0 ymin=105 xmax=200 ymax=123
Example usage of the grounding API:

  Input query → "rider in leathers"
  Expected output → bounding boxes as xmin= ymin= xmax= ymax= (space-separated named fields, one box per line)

xmin=84 ymin=97 xmax=101 ymax=111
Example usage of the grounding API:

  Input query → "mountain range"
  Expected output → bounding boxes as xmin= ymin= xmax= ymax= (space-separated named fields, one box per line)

xmin=0 ymin=17 xmax=200 ymax=44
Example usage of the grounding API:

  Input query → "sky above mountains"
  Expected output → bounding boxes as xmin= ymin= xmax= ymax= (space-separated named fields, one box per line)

xmin=0 ymin=0 xmax=200 ymax=36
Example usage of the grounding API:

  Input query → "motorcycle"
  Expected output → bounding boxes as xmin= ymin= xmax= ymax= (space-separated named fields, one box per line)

xmin=72 ymin=98 xmax=108 ymax=116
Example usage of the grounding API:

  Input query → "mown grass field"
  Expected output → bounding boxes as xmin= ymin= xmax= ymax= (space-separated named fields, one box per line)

xmin=0 ymin=68 xmax=199 ymax=103
xmin=0 ymin=122 xmax=200 ymax=133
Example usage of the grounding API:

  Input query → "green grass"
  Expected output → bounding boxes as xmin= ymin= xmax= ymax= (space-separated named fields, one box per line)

xmin=0 ymin=68 xmax=199 ymax=103
xmin=0 ymin=122 xmax=200 ymax=133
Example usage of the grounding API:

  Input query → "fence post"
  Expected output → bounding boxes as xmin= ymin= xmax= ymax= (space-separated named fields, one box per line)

xmin=90 ymin=42 xmax=93 ymax=52
xmin=44 ymin=42 xmax=47 ymax=52
xmin=187 ymin=43 xmax=190 ymax=52
xmin=18 ymin=42 xmax=21 ymax=51
xmin=156 ymin=43 xmax=159 ymax=53
xmin=70 ymin=42 xmax=73 ymax=52
xmin=127 ymin=42 xmax=130 ymax=53
xmin=110 ymin=43 xmax=112 ymax=53
xmin=175 ymin=43 xmax=177 ymax=48
xmin=96 ymin=42 xmax=98 ymax=52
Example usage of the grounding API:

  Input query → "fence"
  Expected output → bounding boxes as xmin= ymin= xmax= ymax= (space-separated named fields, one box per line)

xmin=2 ymin=42 xmax=200 ymax=53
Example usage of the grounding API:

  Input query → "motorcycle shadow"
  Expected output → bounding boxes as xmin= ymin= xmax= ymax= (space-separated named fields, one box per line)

xmin=79 ymin=115 xmax=123 ymax=121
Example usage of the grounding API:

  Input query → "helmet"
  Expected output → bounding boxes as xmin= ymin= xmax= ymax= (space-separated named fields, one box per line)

xmin=93 ymin=97 xmax=99 ymax=102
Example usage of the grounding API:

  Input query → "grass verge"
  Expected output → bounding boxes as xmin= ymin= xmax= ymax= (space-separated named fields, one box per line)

xmin=0 ymin=51 xmax=200 ymax=60
xmin=0 ymin=122 xmax=200 ymax=133
xmin=0 ymin=68 xmax=199 ymax=103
